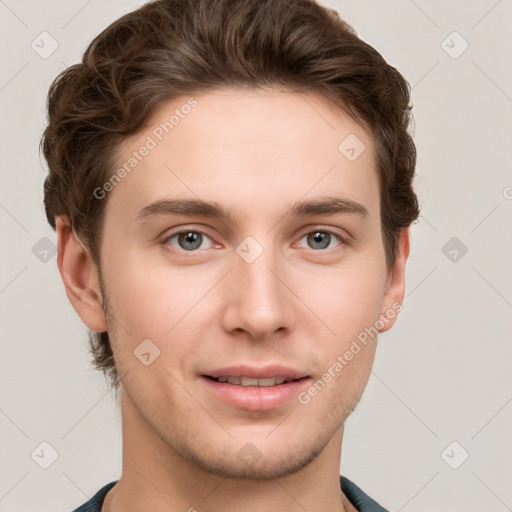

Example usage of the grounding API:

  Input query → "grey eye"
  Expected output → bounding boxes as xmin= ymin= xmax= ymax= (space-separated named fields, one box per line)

xmin=177 ymin=231 xmax=203 ymax=250
xmin=303 ymin=231 xmax=341 ymax=250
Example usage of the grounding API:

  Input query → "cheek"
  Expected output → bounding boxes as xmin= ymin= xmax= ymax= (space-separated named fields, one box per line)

xmin=103 ymin=253 xmax=203 ymax=334
xmin=102 ymin=263 xmax=202 ymax=381
xmin=308 ymin=262 xmax=386 ymax=335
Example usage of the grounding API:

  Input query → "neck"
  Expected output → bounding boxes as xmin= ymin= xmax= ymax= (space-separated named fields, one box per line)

xmin=103 ymin=388 xmax=355 ymax=512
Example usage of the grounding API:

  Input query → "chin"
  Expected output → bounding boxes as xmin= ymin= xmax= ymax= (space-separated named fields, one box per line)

xmin=180 ymin=440 xmax=327 ymax=481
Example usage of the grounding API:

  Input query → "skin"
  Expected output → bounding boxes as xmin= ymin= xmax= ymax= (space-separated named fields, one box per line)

xmin=57 ymin=87 xmax=410 ymax=512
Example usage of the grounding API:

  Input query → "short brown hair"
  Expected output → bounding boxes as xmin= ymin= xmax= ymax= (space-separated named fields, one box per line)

xmin=41 ymin=0 xmax=420 ymax=391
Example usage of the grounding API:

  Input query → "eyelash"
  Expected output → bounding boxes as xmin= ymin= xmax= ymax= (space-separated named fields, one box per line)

xmin=162 ymin=227 xmax=348 ymax=254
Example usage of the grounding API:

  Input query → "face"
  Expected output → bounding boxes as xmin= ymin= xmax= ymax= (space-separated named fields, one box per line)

xmin=89 ymin=88 xmax=405 ymax=480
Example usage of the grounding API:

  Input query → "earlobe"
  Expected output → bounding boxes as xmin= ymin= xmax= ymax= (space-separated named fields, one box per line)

xmin=378 ymin=228 xmax=410 ymax=333
xmin=56 ymin=217 xmax=108 ymax=333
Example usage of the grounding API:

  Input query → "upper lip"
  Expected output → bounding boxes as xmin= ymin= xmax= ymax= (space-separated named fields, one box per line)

xmin=203 ymin=365 xmax=309 ymax=380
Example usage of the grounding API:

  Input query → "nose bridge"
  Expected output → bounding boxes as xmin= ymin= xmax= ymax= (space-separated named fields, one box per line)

xmin=224 ymin=234 xmax=292 ymax=337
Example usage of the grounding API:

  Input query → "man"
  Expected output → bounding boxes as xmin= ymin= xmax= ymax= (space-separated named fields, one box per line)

xmin=41 ymin=0 xmax=419 ymax=510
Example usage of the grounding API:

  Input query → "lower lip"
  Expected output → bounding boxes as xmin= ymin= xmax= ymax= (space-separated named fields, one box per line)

xmin=201 ymin=376 xmax=311 ymax=411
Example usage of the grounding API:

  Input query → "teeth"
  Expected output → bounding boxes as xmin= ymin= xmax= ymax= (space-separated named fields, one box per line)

xmin=240 ymin=377 xmax=259 ymax=386
xmin=215 ymin=376 xmax=292 ymax=386
xmin=258 ymin=377 xmax=279 ymax=386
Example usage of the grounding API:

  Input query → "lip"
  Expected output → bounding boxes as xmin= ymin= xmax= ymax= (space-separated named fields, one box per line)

xmin=200 ymin=365 xmax=312 ymax=411
xmin=204 ymin=365 xmax=309 ymax=380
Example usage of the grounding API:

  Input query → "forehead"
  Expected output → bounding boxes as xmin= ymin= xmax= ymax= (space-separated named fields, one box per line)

xmin=106 ymin=87 xmax=380 ymax=225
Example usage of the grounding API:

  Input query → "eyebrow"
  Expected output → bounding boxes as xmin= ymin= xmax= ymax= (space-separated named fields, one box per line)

xmin=135 ymin=196 xmax=369 ymax=223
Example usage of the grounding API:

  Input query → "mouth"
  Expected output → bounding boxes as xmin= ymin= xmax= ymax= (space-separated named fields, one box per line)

xmin=200 ymin=366 xmax=312 ymax=411
xmin=203 ymin=375 xmax=303 ymax=387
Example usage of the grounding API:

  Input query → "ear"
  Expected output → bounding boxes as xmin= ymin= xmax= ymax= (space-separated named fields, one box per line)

xmin=56 ymin=216 xmax=108 ymax=333
xmin=378 ymin=228 xmax=410 ymax=333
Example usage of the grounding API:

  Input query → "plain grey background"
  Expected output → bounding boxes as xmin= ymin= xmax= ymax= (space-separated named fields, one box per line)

xmin=1 ymin=1 xmax=511 ymax=511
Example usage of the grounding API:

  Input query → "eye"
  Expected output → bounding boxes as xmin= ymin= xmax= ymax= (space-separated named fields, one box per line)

xmin=162 ymin=227 xmax=346 ymax=254
xmin=297 ymin=230 xmax=344 ymax=251
xmin=163 ymin=229 xmax=215 ymax=252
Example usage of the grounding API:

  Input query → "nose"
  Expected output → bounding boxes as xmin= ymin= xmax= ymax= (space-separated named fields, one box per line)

xmin=220 ymin=239 xmax=296 ymax=341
